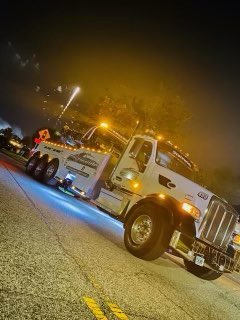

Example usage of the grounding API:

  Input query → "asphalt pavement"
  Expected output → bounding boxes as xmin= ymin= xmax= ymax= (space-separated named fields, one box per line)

xmin=0 ymin=151 xmax=240 ymax=320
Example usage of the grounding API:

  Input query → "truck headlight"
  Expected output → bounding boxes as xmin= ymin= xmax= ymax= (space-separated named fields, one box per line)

xmin=182 ymin=202 xmax=201 ymax=220
xmin=233 ymin=234 xmax=240 ymax=246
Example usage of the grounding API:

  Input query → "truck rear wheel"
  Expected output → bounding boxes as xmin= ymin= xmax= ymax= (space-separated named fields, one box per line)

xmin=42 ymin=159 xmax=59 ymax=186
xmin=33 ymin=155 xmax=49 ymax=180
xmin=184 ymin=260 xmax=223 ymax=280
xmin=124 ymin=204 xmax=173 ymax=261
xmin=25 ymin=152 xmax=40 ymax=175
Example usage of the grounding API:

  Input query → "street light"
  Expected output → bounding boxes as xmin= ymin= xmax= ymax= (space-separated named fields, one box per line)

xmin=55 ymin=86 xmax=80 ymax=127
xmin=99 ymin=122 xmax=109 ymax=129
xmin=157 ymin=134 xmax=164 ymax=141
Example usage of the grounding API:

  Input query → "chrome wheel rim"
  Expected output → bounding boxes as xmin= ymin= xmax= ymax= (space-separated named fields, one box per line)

xmin=35 ymin=161 xmax=44 ymax=175
xmin=131 ymin=214 xmax=153 ymax=245
xmin=28 ymin=157 xmax=37 ymax=169
xmin=45 ymin=164 xmax=55 ymax=177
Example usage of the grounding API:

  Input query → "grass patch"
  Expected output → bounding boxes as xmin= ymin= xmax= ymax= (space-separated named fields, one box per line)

xmin=0 ymin=148 xmax=27 ymax=163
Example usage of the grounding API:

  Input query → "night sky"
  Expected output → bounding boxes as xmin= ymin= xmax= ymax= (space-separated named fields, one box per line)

xmin=0 ymin=1 xmax=240 ymax=172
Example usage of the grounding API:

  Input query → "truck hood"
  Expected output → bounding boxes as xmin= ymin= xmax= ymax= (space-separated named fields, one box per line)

xmin=154 ymin=165 xmax=216 ymax=214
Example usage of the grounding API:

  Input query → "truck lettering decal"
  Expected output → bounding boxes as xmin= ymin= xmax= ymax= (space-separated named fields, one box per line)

xmin=172 ymin=150 xmax=192 ymax=169
xmin=67 ymin=152 xmax=99 ymax=169
xmin=198 ymin=191 xmax=209 ymax=200
xmin=185 ymin=194 xmax=194 ymax=201
xmin=66 ymin=166 xmax=90 ymax=177
xmin=43 ymin=146 xmax=62 ymax=153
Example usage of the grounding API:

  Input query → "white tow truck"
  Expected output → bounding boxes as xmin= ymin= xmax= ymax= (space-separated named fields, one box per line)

xmin=26 ymin=123 xmax=240 ymax=280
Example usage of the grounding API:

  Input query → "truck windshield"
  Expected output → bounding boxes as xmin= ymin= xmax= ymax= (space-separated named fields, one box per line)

xmin=83 ymin=128 xmax=125 ymax=158
xmin=156 ymin=142 xmax=194 ymax=180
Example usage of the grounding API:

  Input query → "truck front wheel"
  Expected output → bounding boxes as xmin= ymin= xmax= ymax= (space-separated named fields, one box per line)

xmin=124 ymin=204 xmax=173 ymax=261
xmin=184 ymin=260 xmax=223 ymax=280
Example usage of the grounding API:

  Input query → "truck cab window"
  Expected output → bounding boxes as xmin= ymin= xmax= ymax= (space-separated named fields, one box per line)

xmin=83 ymin=128 xmax=125 ymax=157
xmin=137 ymin=142 xmax=152 ymax=164
xmin=156 ymin=143 xmax=194 ymax=180
xmin=129 ymin=138 xmax=144 ymax=157
xmin=136 ymin=141 xmax=153 ymax=172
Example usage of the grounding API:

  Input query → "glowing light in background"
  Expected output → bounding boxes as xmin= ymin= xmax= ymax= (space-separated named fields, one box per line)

xmin=157 ymin=135 xmax=164 ymax=141
xmin=99 ymin=122 xmax=109 ymax=129
xmin=55 ymin=86 xmax=80 ymax=127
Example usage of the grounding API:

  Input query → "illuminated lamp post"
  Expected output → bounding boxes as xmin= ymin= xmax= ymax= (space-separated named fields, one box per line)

xmin=55 ymin=86 xmax=80 ymax=127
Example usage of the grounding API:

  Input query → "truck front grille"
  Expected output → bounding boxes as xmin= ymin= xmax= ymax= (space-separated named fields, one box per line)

xmin=201 ymin=199 xmax=237 ymax=251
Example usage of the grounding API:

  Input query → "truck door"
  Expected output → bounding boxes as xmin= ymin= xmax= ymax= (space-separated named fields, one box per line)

xmin=111 ymin=137 xmax=153 ymax=194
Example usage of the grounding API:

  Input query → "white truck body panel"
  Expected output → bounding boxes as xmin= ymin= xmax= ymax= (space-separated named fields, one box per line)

xmin=37 ymin=142 xmax=111 ymax=197
xmin=108 ymin=135 xmax=215 ymax=236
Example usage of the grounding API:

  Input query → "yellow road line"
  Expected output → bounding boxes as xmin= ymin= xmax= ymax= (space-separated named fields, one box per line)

xmin=107 ymin=303 xmax=129 ymax=320
xmin=83 ymin=296 xmax=108 ymax=320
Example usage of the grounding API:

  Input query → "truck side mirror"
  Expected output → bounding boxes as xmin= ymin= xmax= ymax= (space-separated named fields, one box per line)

xmin=129 ymin=138 xmax=144 ymax=159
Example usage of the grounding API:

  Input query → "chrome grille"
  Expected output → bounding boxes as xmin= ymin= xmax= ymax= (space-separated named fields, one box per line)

xmin=201 ymin=199 xmax=237 ymax=251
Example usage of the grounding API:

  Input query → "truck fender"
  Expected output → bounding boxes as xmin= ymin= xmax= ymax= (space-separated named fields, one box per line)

xmin=123 ymin=194 xmax=177 ymax=227
xmin=123 ymin=194 xmax=196 ymax=239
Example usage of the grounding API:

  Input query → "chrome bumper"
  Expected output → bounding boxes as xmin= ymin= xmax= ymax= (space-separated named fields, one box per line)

xmin=170 ymin=230 xmax=240 ymax=273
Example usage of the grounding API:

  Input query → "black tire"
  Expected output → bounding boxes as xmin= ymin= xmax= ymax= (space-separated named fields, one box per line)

xmin=32 ymin=155 xmax=49 ymax=180
xmin=42 ymin=158 xmax=59 ymax=186
xmin=25 ymin=152 xmax=40 ymax=175
xmin=184 ymin=260 xmax=223 ymax=280
xmin=124 ymin=204 xmax=173 ymax=261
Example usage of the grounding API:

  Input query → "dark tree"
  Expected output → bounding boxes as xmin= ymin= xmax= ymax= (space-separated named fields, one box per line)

xmin=0 ymin=127 xmax=13 ymax=139
xmin=21 ymin=136 xmax=33 ymax=147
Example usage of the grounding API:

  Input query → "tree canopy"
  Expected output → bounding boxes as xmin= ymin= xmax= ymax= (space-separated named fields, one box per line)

xmin=93 ymin=85 xmax=190 ymax=142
